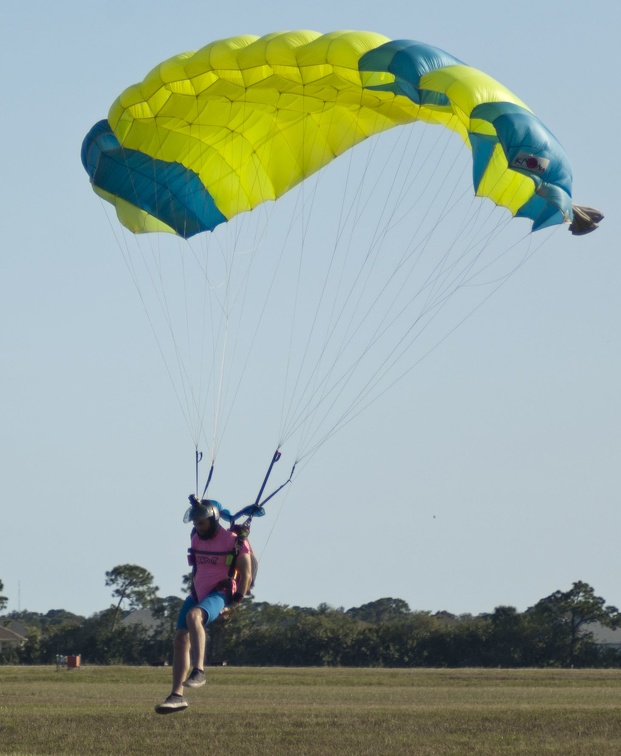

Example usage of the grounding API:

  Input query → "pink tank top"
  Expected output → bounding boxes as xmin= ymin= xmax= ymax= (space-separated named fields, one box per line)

xmin=190 ymin=525 xmax=250 ymax=601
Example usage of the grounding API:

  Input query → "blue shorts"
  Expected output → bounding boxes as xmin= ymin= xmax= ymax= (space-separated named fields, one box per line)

xmin=177 ymin=592 xmax=227 ymax=630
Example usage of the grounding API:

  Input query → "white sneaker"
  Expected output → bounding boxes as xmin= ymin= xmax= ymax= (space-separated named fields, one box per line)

xmin=155 ymin=694 xmax=189 ymax=714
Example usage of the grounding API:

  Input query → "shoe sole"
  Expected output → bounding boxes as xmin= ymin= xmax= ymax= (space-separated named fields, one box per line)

xmin=155 ymin=702 xmax=189 ymax=714
xmin=182 ymin=679 xmax=206 ymax=688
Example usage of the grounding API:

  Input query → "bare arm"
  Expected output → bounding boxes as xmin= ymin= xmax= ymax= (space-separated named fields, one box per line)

xmin=220 ymin=551 xmax=252 ymax=619
xmin=234 ymin=551 xmax=253 ymax=600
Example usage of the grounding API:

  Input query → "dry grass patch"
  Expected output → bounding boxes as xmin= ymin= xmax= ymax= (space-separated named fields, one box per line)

xmin=1 ymin=667 xmax=621 ymax=754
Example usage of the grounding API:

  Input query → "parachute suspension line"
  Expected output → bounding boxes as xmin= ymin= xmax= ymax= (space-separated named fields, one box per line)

xmin=155 ymin=135 xmax=214 ymax=445
xmin=180 ymin=231 xmax=229 ymax=449
xmin=177 ymin=242 xmax=211 ymax=445
xmin=181 ymin=90 xmax=327 ymax=465
xmin=206 ymin=209 xmax=269 ymax=454
xmin=125 ymin=115 xmax=212 ymax=446
xmin=210 ymin=310 xmax=230 ymax=461
xmin=199 ymin=106 xmax=304 ymax=454
xmin=108 ymin=103 xmax=222 ymax=451
xmin=383 ymin=122 xmax=472 ymax=296
xmin=387 ymin=120 xmax=464 ymax=235
xmin=287 ymin=121 xmax=440 ymax=449
xmin=215 ymin=200 xmax=302 ymax=450
xmin=196 ymin=235 xmax=238 ymax=456
xmin=154 ymin=243 xmax=205 ymax=436
xmin=195 ymin=242 xmax=218 ymax=450
xmin=296 ymin=225 xmax=548 ymax=466
xmin=341 ymin=129 xmax=477 ymax=333
xmin=151 ymin=245 xmax=204 ymax=442
xmin=277 ymin=104 xmax=392 ymax=454
xmin=277 ymin=121 xmax=461 ymax=451
xmin=189 ymin=103 xmax=279 ymax=459
xmin=288 ymin=120 xmax=394 ymax=454
xmin=181 ymin=231 xmax=242 ymax=458
xmin=164 ymin=100 xmax=236 ymax=458
xmin=284 ymin=208 xmax=506 ymax=455
xmin=277 ymin=124 xmax=538 ymax=457
xmin=283 ymin=148 xmax=372 ymax=455
xmin=210 ymin=92 xmax=281 ymax=457
xmin=278 ymin=177 xmax=329 ymax=452
xmin=277 ymin=122 xmax=413 ymax=419
xmin=150 ymin=237 xmax=220 ymax=449
xmin=277 ymin=90 xmax=340 ymax=450
xmin=99 ymin=200 xmax=209 ymax=444
xmin=277 ymin=166 xmax=307 ymax=444
xmin=404 ymin=149 xmax=485 ymax=319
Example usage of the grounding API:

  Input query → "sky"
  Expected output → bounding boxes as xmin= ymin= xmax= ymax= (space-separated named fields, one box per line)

xmin=1 ymin=0 xmax=619 ymax=620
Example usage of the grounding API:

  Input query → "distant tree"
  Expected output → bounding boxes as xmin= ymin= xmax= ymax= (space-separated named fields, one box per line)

xmin=152 ymin=595 xmax=184 ymax=629
xmin=481 ymin=606 xmax=540 ymax=667
xmin=151 ymin=595 xmax=185 ymax=663
xmin=530 ymin=581 xmax=621 ymax=666
xmin=44 ymin=609 xmax=83 ymax=625
xmin=37 ymin=608 xmax=153 ymax=665
xmin=105 ymin=564 xmax=159 ymax=631
xmin=346 ymin=597 xmax=411 ymax=624
xmin=0 ymin=579 xmax=7 ymax=612
xmin=18 ymin=627 xmax=42 ymax=665
xmin=181 ymin=572 xmax=193 ymax=595
xmin=3 ymin=609 xmax=85 ymax=634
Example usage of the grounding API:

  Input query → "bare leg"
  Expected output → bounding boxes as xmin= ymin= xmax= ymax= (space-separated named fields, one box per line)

xmin=185 ymin=606 xmax=207 ymax=672
xmin=171 ymin=629 xmax=191 ymax=695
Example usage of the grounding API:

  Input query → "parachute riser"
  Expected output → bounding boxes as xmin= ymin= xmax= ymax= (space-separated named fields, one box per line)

xmin=257 ymin=462 xmax=296 ymax=508
xmin=254 ymin=449 xmax=282 ymax=507
xmin=193 ymin=447 xmax=295 ymax=524
xmin=195 ymin=450 xmax=203 ymax=496
xmin=195 ymin=449 xmax=215 ymax=499
xmin=253 ymin=449 xmax=296 ymax=508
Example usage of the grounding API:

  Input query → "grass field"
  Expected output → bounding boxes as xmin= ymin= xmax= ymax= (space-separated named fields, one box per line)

xmin=2 ymin=666 xmax=621 ymax=755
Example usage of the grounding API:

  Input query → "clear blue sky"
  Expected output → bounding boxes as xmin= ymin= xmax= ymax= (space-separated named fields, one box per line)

xmin=2 ymin=0 xmax=619 ymax=619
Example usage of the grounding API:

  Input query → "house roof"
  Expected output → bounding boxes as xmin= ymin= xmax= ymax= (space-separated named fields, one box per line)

xmin=121 ymin=609 xmax=160 ymax=633
xmin=584 ymin=621 xmax=621 ymax=646
xmin=0 ymin=625 xmax=27 ymax=643
xmin=1 ymin=619 xmax=27 ymax=636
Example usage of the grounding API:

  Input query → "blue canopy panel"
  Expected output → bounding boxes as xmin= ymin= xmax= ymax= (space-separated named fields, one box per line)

xmin=81 ymin=120 xmax=227 ymax=238
xmin=470 ymin=102 xmax=573 ymax=229
xmin=359 ymin=40 xmax=462 ymax=107
xmin=359 ymin=41 xmax=574 ymax=231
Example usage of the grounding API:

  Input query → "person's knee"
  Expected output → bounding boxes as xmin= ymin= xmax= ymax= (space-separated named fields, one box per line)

xmin=173 ymin=629 xmax=190 ymax=652
xmin=186 ymin=606 xmax=206 ymax=628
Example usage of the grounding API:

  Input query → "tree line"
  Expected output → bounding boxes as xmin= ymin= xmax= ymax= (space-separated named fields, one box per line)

xmin=1 ymin=572 xmax=620 ymax=668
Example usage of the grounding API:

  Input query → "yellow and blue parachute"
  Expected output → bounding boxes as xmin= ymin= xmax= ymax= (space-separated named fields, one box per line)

xmin=81 ymin=31 xmax=601 ymax=238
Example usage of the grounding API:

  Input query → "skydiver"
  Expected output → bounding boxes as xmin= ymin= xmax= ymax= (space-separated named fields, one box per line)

xmin=155 ymin=497 xmax=253 ymax=714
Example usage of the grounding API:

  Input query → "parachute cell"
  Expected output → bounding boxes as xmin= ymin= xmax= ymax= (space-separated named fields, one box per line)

xmin=81 ymin=31 xmax=582 ymax=237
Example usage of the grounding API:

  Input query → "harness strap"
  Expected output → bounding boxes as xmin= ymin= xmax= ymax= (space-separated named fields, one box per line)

xmin=187 ymin=527 xmax=199 ymax=602
xmin=188 ymin=449 xmax=292 ymax=604
xmin=222 ymin=519 xmax=252 ymax=599
xmin=188 ymin=521 xmax=254 ymax=603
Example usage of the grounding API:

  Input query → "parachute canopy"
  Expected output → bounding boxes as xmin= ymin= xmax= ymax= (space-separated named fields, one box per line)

xmin=82 ymin=31 xmax=597 ymax=238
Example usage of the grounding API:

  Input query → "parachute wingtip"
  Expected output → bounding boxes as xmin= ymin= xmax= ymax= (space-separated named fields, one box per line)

xmin=569 ymin=205 xmax=604 ymax=236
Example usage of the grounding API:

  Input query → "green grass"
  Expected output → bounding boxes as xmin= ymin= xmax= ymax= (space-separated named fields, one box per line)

xmin=2 ymin=666 xmax=621 ymax=754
